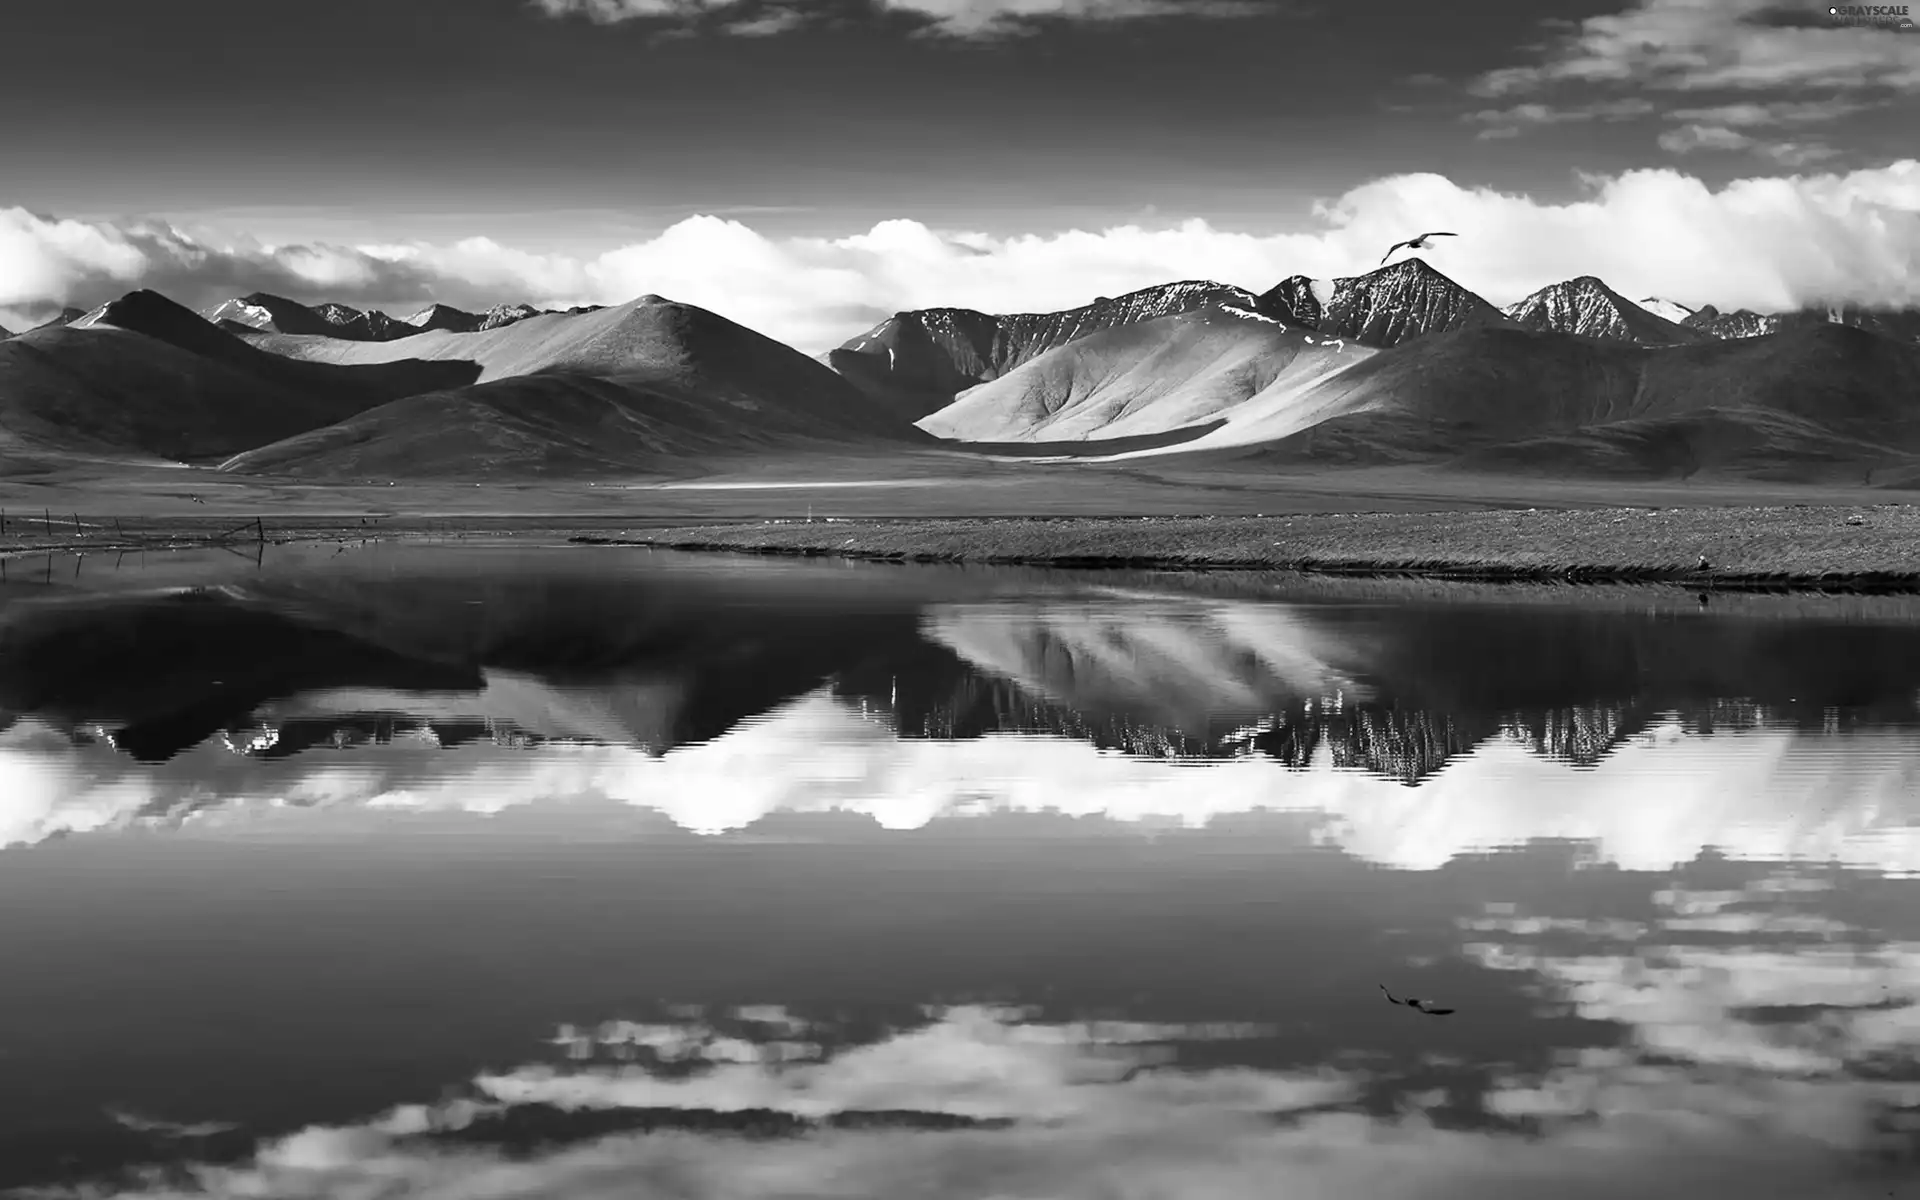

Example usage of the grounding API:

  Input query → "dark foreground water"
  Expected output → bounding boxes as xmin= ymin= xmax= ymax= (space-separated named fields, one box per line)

xmin=1 ymin=541 xmax=1917 ymax=1199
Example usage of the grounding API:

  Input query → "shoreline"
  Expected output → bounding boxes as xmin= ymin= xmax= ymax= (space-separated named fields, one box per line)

xmin=569 ymin=506 xmax=1920 ymax=594
xmin=8 ymin=506 xmax=1920 ymax=594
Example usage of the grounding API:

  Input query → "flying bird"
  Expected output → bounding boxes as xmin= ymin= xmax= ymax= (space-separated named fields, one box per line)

xmin=1380 ymin=983 xmax=1456 ymax=1016
xmin=1380 ymin=231 xmax=1456 ymax=264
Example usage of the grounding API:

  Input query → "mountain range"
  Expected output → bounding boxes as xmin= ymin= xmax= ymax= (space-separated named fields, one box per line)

xmin=201 ymin=293 xmax=607 ymax=342
xmin=4 ymin=258 xmax=1918 ymax=482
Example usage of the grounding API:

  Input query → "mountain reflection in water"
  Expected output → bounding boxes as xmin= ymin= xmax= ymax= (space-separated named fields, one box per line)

xmin=0 ymin=542 xmax=1915 ymax=1199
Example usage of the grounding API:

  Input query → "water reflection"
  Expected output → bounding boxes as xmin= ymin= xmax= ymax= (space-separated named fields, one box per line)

xmin=0 ymin=544 xmax=1916 ymax=1196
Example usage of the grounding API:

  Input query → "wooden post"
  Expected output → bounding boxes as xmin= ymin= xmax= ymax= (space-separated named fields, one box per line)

xmin=43 ymin=509 xmax=52 ymax=536
xmin=73 ymin=513 xmax=81 ymax=535
xmin=255 ymin=517 xmax=265 ymax=543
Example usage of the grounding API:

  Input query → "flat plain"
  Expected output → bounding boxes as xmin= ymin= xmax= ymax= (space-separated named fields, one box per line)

xmin=4 ymin=452 xmax=1915 ymax=588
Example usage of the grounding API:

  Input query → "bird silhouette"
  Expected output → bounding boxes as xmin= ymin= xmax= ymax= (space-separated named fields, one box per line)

xmin=1697 ymin=554 xmax=1711 ymax=570
xmin=1380 ymin=983 xmax=1456 ymax=1016
xmin=1380 ymin=231 xmax=1456 ymax=264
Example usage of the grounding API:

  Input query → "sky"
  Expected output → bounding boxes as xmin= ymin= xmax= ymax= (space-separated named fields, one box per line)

xmin=3 ymin=0 xmax=1919 ymax=349
xmin=4 ymin=705 xmax=1919 ymax=1198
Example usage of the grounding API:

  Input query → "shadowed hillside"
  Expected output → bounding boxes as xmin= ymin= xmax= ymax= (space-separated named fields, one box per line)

xmin=222 ymin=297 xmax=931 ymax=478
xmin=1236 ymin=322 xmax=1920 ymax=479
xmin=222 ymin=371 xmax=931 ymax=479
xmin=0 ymin=291 xmax=479 ymax=463
xmin=919 ymin=305 xmax=1374 ymax=444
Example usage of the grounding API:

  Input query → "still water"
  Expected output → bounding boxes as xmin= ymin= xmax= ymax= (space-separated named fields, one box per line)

xmin=1 ymin=542 xmax=1917 ymax=1198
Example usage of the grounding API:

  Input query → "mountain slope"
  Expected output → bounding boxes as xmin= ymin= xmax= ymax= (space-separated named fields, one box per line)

xmin=222 ymin=296 xmax=929 ymax=478
xmin=221 ymin=370 xmax=920 ymax=479
xmin=1257 ymin=259 xmax=1511 ymax=347
xmin=1503 ymin=277 xmax=1705 ymax=345
xmin=27 ymin=308 xmax=87 ymax=334
xmin=826 ymin=281 xmax=1269 ymax=418
xmin=239 ymin=294 xmax=897 ymax=396
xmin=1681 ymin=302 xmax=1920 ymax=345
xmin=0 ymin=290 xmax=478 ymax=462
xmin=1638 ymin=297 xmax=1695 ymax=325
xmin=1225 ymin=322 xmax=1920 ymax=479
xmin=918 ymin=305 xmax=1373 ymax=444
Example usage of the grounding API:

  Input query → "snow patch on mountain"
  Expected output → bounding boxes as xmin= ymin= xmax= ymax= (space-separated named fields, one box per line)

xmin=1638 ymin=297 xmax=1694 ymax=324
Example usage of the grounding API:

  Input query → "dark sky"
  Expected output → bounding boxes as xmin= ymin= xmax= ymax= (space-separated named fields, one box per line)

xmin=4 ymin=0 xmax=1913 ymax=337
xmin=1 ymin=0 xmax=1825 ymax=246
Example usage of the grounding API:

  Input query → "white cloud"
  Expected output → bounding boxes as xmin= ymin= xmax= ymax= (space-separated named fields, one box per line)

xmin=8 ymin=685 xmax=1920 ymax=876
xmin=1464 ymin=98 xmax=1656 ymax=139
xmin=5 ymin=162 xmax=1920 ymax=351
xmin=1475 ymin=0 xmax=1920 ymax=94
xmin=30 ymin=1004 xmax=1918 ymax=1200
xmin=1464 ymin=874 xmax=1920 ymax=1079
xmin=1656 ymin=124 xmax=1840 ymax=167
xmin=528 ymin=0 xmax=1271 ymax=38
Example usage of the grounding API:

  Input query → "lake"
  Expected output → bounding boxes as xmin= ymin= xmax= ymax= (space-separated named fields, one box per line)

xmin=1 ymin=541 xmax=1917 ymax=1199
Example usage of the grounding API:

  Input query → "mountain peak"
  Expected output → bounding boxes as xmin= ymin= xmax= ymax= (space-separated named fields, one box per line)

xmin=1257 ymin=259 xmax=1506 ymax=347
xmin=1503 ymin=276 xmax=1699 ymax=346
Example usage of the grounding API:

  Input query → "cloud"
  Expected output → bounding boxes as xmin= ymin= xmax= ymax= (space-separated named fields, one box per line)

xmin=1657 ymin=123 xmax=1839 ymax=166
xmin=29 ymin=1003 xmax=1918 ymax=1200
xmin=528 ymin=0 xmax=1272 ymax=38
xmin=8 ymin=684 xmax=1920 ymax=875
xmin=1666 ymin=98 xmax=1872 ymax=125
xmin=4 ymin=160 xmax=1920 ymax=352
xmin=1464 ymin=873 xmax=1920 ymax=1079
xmin=1463 ymin=97 xmax=1656 ymax=139
xmin=1474 ymin=0 xmax=1920 ymax=94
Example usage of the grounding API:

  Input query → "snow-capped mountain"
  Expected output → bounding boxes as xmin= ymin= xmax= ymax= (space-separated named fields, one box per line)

xmin=203 ymin=293 xmax=415 ymax=342
xmin=312 ymin=302 xmax=411 ymax=342
xmin=480 ymin=302 xmax=541 ymax=331
xmin=405 ymin=303 xmax=483 ymax=333
xmin=1680 ymin=304 xmax=1783 ymax=340
xmin=1256 ymin=258 xmax=1512 ymax=347
xmin=1682 ymin=302 xmax=1920 ymax=344
xmin=829 ymin=280 xmax=1269 ymax=417
xmin=1502 ymin=276 xmax=1703 ymax=345
xmin=199 ymin=295 xmax=604 ymax=341
xmin=1637 ymin=297 xmax=1694 ymax=325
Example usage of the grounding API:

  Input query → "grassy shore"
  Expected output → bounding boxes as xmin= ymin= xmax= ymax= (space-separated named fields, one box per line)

xmin=581 ymin=505 xmax=1920 ymax=590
